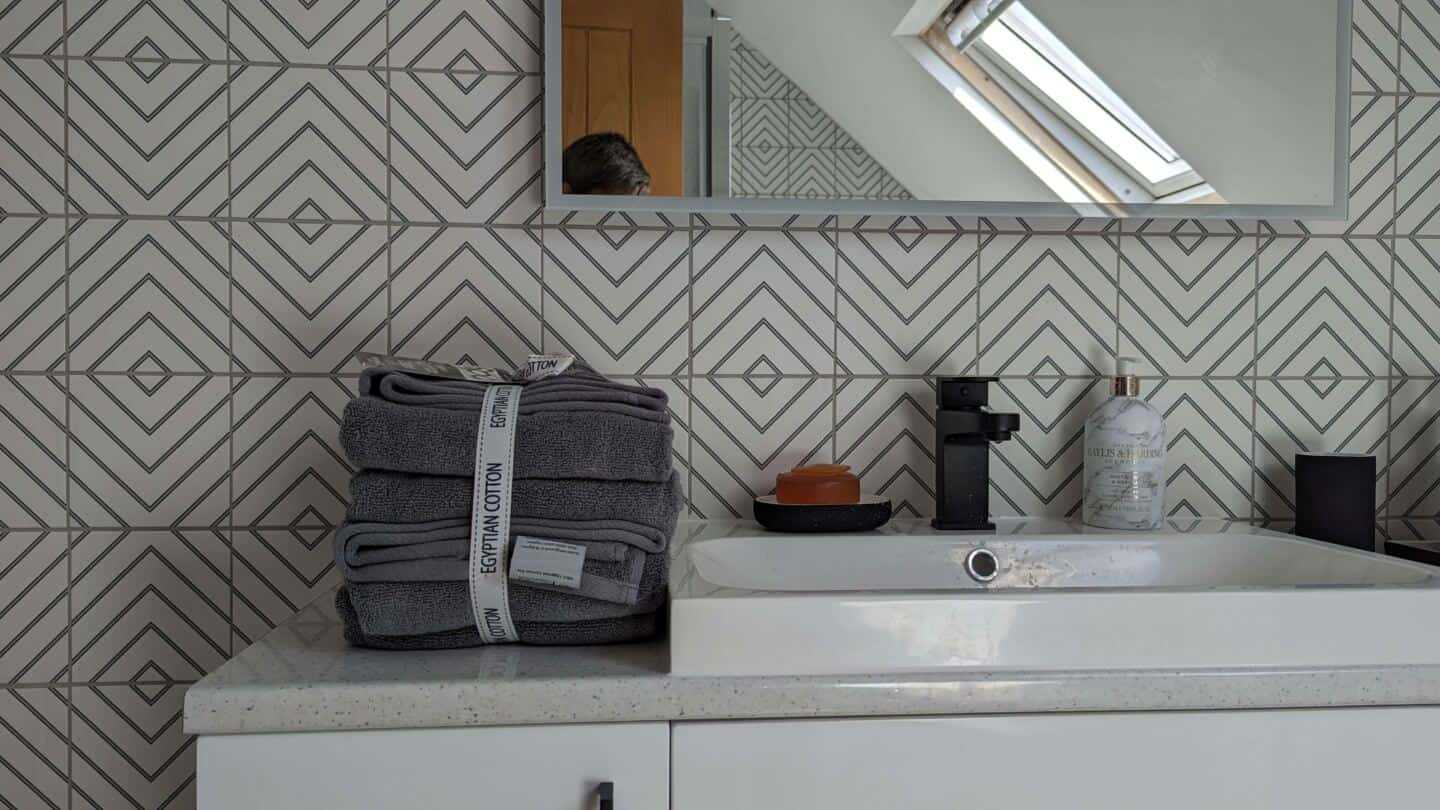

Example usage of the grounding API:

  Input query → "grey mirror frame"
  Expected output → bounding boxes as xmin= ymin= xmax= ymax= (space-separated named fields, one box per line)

xmin=543 ymin=0 xmax=1353 ymax=221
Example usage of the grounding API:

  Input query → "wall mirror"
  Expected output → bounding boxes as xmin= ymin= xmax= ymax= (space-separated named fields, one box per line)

xmin=544 ymin=0 xmax=1352 ymax=219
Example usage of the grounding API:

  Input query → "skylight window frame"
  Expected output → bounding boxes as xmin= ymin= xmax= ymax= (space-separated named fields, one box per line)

xmin=949 ymin=1 xmax=1206 ymax=199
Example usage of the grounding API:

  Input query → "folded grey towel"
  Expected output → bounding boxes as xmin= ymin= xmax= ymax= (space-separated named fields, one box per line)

xmin=347 ymin=470 xmax=685 ymax=531
xmin=345 ymin=550 xmax=668 ymax=636
xmin=360 ymin=368 xmax=669 ymax=418
xmin=337 ymin=519 xmax=649 ymax=605
xmin=336 ymin=587 xmax=660 ymax=649
xmin=339 ymin=517 xmax=665 ymax=574
xmin=340 ymin=397 xmax=673 ymax=481
xmin=500 ymin=517 xmax=671 ymax=553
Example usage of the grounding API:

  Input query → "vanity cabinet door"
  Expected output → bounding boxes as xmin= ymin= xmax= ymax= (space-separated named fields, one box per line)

xmin=198 ymin=722 xmax=668 ymax=810
xmin=673 ymin=709 xmax=1440 ymax=810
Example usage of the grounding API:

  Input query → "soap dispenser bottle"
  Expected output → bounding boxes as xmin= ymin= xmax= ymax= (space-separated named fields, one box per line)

xmin=1082 ymin=357 xmax=1166 ymax=530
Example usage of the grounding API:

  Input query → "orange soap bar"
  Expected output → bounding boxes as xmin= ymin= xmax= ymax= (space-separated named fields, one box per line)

xmin=775 ymin=464 xmax=861 ymax=505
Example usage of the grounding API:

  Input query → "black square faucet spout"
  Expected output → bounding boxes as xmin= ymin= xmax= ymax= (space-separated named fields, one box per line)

xmin=932 ymin=377 xmax=1020 ymax=532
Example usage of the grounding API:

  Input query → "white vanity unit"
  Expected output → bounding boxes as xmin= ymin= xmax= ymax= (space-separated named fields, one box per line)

xmin=186 ymin=520 xmax=1440 ymax=810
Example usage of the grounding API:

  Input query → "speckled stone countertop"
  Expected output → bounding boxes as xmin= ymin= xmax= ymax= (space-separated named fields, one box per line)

xmin=185 ymin=520 xmax=1440 ymax=736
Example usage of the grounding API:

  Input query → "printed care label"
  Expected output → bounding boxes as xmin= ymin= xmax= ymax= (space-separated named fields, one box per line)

xmin=509 ymin=537 xmax=588 ymax=589
xmin=356 ymin=352 xmax=574 ymax=384
xmin=468 ymin=384 xmax=523 ymax=644
xmin=520 ymin=354 xmax=575 ymax=380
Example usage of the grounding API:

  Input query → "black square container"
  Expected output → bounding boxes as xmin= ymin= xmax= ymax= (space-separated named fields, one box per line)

xmin=1293 ymin=452 xmax=1376 ymax=552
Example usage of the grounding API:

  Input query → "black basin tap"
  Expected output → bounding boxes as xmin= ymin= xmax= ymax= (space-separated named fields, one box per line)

xmin=932 ymin=377 xmax=1020 ymax=531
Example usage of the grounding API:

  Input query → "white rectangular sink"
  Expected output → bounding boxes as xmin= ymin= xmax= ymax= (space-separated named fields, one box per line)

xmin=669 ymin=520 xmax=1440 ymax=676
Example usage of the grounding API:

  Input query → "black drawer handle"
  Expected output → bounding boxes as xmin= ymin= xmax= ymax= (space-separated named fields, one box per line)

xmin=596 ymin=781 xmax=614 ymax=810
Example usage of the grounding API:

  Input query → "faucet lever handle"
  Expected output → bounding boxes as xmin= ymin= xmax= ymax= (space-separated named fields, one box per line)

xmin=937 ymin=376 xmax=999 ymax=410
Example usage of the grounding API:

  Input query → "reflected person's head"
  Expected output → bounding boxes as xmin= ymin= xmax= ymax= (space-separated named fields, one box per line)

xmin=562 ymin=132 xmax=651 ymax=196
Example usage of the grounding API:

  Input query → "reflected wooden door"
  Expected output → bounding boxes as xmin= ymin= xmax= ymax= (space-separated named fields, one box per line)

xmin=562 ymin=0 xmax=683 ymax=196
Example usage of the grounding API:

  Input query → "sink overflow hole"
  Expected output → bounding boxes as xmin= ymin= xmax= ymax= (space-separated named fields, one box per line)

xmin=965 ymin=548 xmax=999 ymax=583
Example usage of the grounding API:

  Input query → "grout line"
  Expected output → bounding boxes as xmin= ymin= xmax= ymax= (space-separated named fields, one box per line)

xmin=686 ymin=214 xmax=697 ymax=516
xmin=2 ymin=680 xmax=200 ymax=690
xmin=6 ymin=208 xmax=1434 ymax=239
xmin=974 ymin=223 xmax=983 ymax=374
xmin=0 ymin=51 xmax=538 ymax=77
xmin=59 ymin=0 xmax=73 ymax=800
xmin=9 ymin=516 xmax=1434 ymax=533
xmin=1113 ymin=220 xmax=1123 ymax=361
xmin=7 ymin=369 xmax=1434 ymax=382
xmin=223 ymin=0 xmax=236 ymax=661
xmin=1382 ymin=0 xmax=1405 ymax=515
xmin=830 ymin=217 xmax=839 ymax=463
xmin=13 ymin=212 xmax=553 ymax=228
xmin=30 ymin=371 xmax=365 ymax=378
xmin=383 ymin=5 xmax=393 ymax=357
xmin=1384 ymin=12 xmax=1403 ymax=538
xmin=6 ymin=525 xmax=343 ymax=533
xmin=1395 ymin=0 xmax=1408 ymax=98
xmin=976 ymin=228 xmax=987 ymax=376
xmin=1248 ymin=224 xmax=1262 ymax=524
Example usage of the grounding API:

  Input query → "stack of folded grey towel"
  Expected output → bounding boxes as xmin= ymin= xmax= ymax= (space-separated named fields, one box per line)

xmin=334 ymin=365 xmax=682 ymax=649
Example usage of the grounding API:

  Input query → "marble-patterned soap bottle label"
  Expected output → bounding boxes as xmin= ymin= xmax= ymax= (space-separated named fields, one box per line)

xmin=1082 ymin=398 xmax=1167 ymax=530
xmin=1084 ymin=446 xmax=1166 ymax=528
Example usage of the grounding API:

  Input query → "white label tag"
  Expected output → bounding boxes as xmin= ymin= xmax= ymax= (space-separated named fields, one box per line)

xmin=521 ymin=354 xmax=575 ymax=380
xmin=468 ymin=385 xmax=523 ymax=644
xmin=509 ymin=537 xmax=588 ymax=589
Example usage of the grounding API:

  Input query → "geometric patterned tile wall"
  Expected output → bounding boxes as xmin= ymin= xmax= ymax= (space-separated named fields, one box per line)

xmin=729 ymin=34 xmax=910 ymax=200
xmin=0 ymin=1 xmax=1432 ymax=806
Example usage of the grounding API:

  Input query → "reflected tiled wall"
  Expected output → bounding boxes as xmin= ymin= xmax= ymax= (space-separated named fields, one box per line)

xmin=0 ymin=1 xmax=1437 ymax=806
xmin=728 ymin=34 xmax=910 ymax=200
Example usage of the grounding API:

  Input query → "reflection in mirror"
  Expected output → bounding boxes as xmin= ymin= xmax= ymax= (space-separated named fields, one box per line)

xmin=553 ymin=0 xmax=1349 ymax=217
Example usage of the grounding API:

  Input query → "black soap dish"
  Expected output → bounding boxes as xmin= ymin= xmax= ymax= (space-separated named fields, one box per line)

xmin=752 ymin=495 xmax=893 ymax=533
